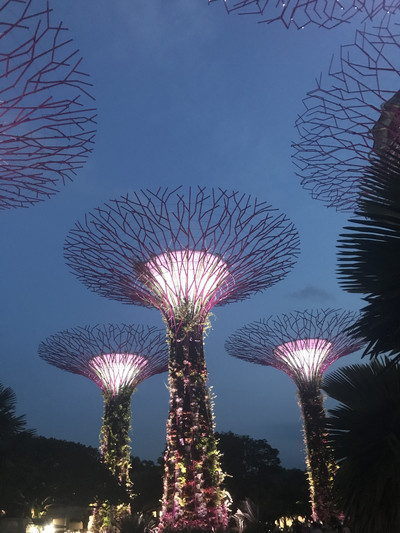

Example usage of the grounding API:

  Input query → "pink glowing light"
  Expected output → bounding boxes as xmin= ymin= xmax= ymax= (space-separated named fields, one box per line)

xmin=89 ymin=353 xmax=148 ymax=394
xmin=144 ymin=250 xmax=231 ymax=314
xmin=274 ymin=338 xmax=332 ymax=381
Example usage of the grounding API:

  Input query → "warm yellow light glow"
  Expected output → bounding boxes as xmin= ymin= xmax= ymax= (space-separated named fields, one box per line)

xmin=26 ymin=526 xmax=40 ymax=533
xmin=87 ymin=513 xmax=95 ymax=532
xmin=276 ymin=516 xmax=306 ymax=529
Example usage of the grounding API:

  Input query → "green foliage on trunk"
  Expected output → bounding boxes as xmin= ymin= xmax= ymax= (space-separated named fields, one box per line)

xmin=160 ymin=324 xmax=228 ymax=531
xmin=297 ymin=381 xmax=337 ymax=524
xmin=95 ymin=388 xmax=135 ymax=532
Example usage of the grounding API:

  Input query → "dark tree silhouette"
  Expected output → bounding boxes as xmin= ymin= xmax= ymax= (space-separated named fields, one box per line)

xmin=0 ymin=434 xmax=128 ymax=519
xmin=323 ymin=359 xmax=400 ymax=533
xmin=0 ymin=383 xmax=30 ymax=443
xmin=217 ymin=432 xmax=309 ymax=524
xmin=130 ymin=457 xmax=164 ymax=515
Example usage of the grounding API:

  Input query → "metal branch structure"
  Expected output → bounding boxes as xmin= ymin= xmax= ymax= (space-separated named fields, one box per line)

xmin=293 ymin=14 xmax=400 ymax=211
xmin=0 ymin=0 xmax=96 ymax=210
xmin=64 ymin=186 xmax=300 ymax=532
xmin=225 ymin=308 xmax=363 ymax=525
xmin=208 ymin=0 xmax=400 ymax=30
xmin=38 ymin=323 xmax=168 ymax=533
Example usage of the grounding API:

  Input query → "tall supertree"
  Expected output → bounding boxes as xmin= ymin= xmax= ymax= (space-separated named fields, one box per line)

xmin=64 ymin=186 xmax=300 ymax=531
xmin=38 ymin=323 xmax=168 ymax=532
xmin=208 ymin=0 xmax=400 ymax=29
xmin=292 ymin=14 xmax=400 ymax=211
xmin=0 ymin=0 xmax=96 ymax=210
xmin=225 ymin=308 xmax=363 ymax=525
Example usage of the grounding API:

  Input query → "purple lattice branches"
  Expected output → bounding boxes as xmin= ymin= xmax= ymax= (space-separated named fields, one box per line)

xmin=293 ymin=15 xmax=400 ymax=211
xmin=208 ymin=0 xmax=400 ymax=29
xmin=0 ymin=0 xmax=96 ymax=210
xmin=38 ymin=324 xmax=168 ymax=395
xmin=64 ymin=186 xmax=299 ymax=327
xmin=225 ymin=308 xmax=363 ymax=386
xmin=208 ymin=0 xmax=265 ymax=16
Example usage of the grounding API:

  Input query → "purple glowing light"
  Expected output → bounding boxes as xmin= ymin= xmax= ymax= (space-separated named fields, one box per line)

xmin=65 ymin=187 xmax=299 ymax=328
xmin=275 ymin=338 xmax=332 ymax=381
xmin=38 ymin=324 xmax=168 ymax=391
xmin=225 ymin=309 xmax=363 ymax=386
xmin=88 ymin=353 xmax=148 ymax=395
xmin=143 ymin=250 xmax=231 ymax=315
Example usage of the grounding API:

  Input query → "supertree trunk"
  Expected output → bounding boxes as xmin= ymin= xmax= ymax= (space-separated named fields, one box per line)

xmin=159 ymin=323 xmax=228 ymax=531
xmin=94 ymin=389 xmax=134 ymax=533
xmin=297 ymin=381 xmax=336 ymax=524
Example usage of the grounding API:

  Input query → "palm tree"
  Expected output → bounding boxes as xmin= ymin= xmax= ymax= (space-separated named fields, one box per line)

xmin=0 ymin=383 xmax=34 ymax=516
xmin=0 ymin=383 xmax=30 ymax=445
xmin=322 ymin=359 xmax=400 ymax=533
xmin=337 ymin=147 xmax=400 ymax=361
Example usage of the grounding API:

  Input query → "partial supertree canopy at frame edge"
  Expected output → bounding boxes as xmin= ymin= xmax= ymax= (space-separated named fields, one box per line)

xmin=38 ymin=323 xmax=168 ymax=532
xmin=292 ymin=14 xmax=400 ymax=211
xmin=225 ymin=308 xmax=364 ymax=525
xmin=208 ymin=0 xmax=400 ymax=29
xmin=64 ymin=186 xmax=300 ymax=532
xmin=0 ymin=0 xmax=96 ymax=210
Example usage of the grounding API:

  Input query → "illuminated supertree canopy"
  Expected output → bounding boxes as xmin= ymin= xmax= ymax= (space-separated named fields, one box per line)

xmin=208 ymin=0 xmax=400 ymax=29
xmin=292 ymin=14 xmax=400 ymax=211
xmin=0 ymin=0 xmax=96 ymax=210
xmin=225 ymin=308 xmax=363 ymax=525
xmin=38 ymin=323 xmax=168 ymax=532
xmin=64 ymin=186 xmax=300 ymax=532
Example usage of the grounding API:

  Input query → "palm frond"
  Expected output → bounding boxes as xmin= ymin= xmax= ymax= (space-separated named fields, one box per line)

xmin=322 ymin=360 xmax=400 ymax=533
xmin=337 ymin=146 xmax=400 ymax=361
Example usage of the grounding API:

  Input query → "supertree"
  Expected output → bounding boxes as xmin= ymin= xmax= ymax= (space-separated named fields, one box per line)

xmin=38 ymin=323 xmax=168 ymax=533
xmin=208 ymin=0 xmax=400 ymax=29
xmin=0 ymin=0 xmax=96 ymax=210
xmin=64 ymin=186 xmax=300 ymax=532
xmin=292 ymin=14 xmax=400 ymax=211
xmin=225 ymin=308 xmax=363 ymax=525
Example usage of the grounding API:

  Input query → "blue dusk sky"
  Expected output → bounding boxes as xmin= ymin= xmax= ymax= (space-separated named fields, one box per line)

xmin=1 ymin=0 xmax=370 ymax=469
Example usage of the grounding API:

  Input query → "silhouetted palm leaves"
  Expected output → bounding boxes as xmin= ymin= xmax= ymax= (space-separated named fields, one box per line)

xmin=338 ymin=148 xmax=400 ymax=361
xmin=0 ymin=383 xmax=29 ymax=444
xmin=323 ymin=359 xmax=400 ymax=533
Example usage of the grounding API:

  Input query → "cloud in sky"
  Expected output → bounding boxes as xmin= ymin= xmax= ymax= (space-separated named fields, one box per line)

xmin=289 ymin=285 xmax=334 ymax=303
